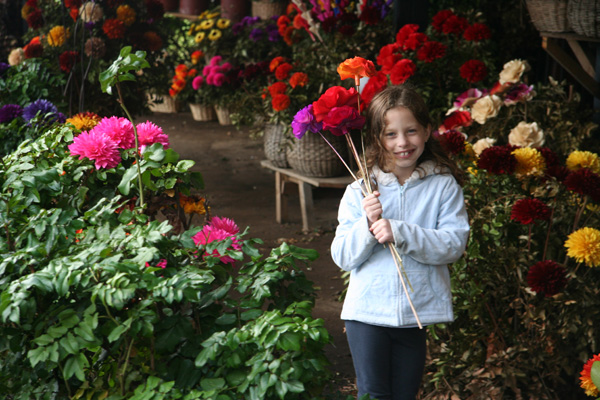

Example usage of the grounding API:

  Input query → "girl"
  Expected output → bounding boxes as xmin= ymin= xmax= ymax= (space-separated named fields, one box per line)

xmin=331 ymin=85 xmax=470 ymax=400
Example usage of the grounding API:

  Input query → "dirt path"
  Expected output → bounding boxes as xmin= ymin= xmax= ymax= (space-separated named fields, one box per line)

xmin=142 ymin=111 xmax=356 ymax=395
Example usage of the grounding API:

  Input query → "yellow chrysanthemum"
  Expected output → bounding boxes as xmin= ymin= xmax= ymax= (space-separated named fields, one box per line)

xmin=565 ymin=227 xmax=600 ymax=267
xmin=216 ymin=18 xmax=231 ymax=29
xmin=566 ymin=150 xmax=600 ymax=174
xmin=512 ymin=147 xmax=546 ymax=176
xmin=206 ymin=11 xmax=220 ymax=19
xmin=208 ymin=29 xmax=222 ymax=41
xmin=116 ymin=5 xmax=136 ymax=26
xmin=194 ymin=32 xmax=206 ymax=43
xmin=462 ymin=142 xmax=476 ymax=162
xmin=66 ymin=112 xmax=101 ymax=131
xmin=47 ymin=25 xmax=69 ymax=47
xmin=198 ymin=10 xmax=210 ymax=19
xmin=199 ymin=19 xmax=215 ymax=30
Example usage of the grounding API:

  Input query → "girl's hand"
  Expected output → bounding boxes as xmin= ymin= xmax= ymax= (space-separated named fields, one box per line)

xmin=370 ymin=218 xmax=393 ymax=244
xmin=362 ymin=191 xmax=382 ymax=224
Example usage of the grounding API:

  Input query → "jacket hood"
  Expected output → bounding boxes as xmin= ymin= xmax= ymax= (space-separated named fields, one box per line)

xmin=371 ymin=160 xmax=446 ymax=186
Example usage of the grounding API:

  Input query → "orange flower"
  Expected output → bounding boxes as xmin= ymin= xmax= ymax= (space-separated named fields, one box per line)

xmin=275 ymin=63 xmax=293 ymax=80
xmin=289 ymin=72 xmax=308 ymax=88
xmin=580 ymin=353 xmax=600 ymax=397
xmin=191 ymin=50 xmax=204 ymax=64
xmin=272 ymin=94 xmax=290 ymax=111
xmin=269 ymin=56 xmax=286 ymax=72
xmin=338 ymin=57 xmax=377 ymax=81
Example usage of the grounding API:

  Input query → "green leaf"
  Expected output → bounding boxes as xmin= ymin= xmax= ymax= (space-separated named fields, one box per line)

xmin=285 ymin=380 xmax=304 ymax=393
xmin=200 ymin=377 xmax=225 ymax=391
xmin=63 ymin=353 xmax=88 ymax=381
xmin=118 ymin=166 xmax=138 ymax=195
xmin=591 ymin=361 xmax=600 ymax=393
xmin=278 ymin=332 xmax=301 ymax=352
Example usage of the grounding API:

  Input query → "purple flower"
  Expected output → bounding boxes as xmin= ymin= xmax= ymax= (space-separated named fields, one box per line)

xmin=291 ymin=105 xmax=322 ymax=139
xmin=0 ymin=62 xmax=10 ymax=76
xmin=0 ymin=104 xmax=23 ymax=123
xmin=504 ymin=83 xmax=534 ymax=105
xmin=453 ymin=88 xmax=487 ymax=109
xmin=249 ymin=28 xmax=264 ymax=41
xmin=23 ymin=99 xmax=60 ymax=125
xmin=266 ymin=24 xmax=281 ymax=41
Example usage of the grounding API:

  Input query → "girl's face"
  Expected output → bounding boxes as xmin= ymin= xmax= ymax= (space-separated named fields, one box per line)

xmin=382 ymin=106 xmax=431 ymax=184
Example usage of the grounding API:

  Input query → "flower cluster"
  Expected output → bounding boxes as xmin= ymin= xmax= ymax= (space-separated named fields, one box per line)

xmin=169 ymin=63 xmax=198 ymax=101
xmin=68 ymin=116 xmax=169 ymax=169
xmin=190 ymin=55 xmax=242 ymax=107
xmin=192 ymin=216 xmax=241 ymax=265
xmin=231 ymin=15 xmax=286 ymax=64
xmin=188 ymin=9 xmax=234 ymax=58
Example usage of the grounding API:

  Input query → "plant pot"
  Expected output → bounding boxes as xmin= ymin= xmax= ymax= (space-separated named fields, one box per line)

xmin=263 ymin=123 xmax=289 ymax=168
xmin=146 ymin=92 xmax=182 ymax=113
xmin=220 ymin=0 xmax=250 ymax=24
xmin=179 ymin=0 xmax=210 ymax=15
xmin=189 ymin=103 xmax=216 ymax=121
xmin=286 ymin=131 xmax=348 ymax=177
xmin=215 ymin=105 xmax=232 ymax=125
xmin=251 ymin=0 xmax=287 ymax=19
xmin=158 ymin=0 xmax=179 ymax=12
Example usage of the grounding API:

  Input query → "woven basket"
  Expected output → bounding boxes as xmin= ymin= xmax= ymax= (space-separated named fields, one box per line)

xmin=526 ymin=0 xmax=570 ymax=32
xmin=286 ymin=132 xmax=347 ymax=177
xmin=146 ymin=92 xmax=181 ymax=113
xmin=251 ymin=0 xmax=287 ymax=19
xmin=189 ymin=103 xmax=216 ymax=121
xmin=215 ymin=105 xmax=232 ymax=125
xmin=567 ymin=0 xmax=600 ymax=37
xmin=263 ymin=123 xmax=289 ymax=168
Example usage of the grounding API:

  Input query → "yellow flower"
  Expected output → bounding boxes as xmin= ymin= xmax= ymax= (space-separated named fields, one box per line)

xmin=180 ymin=196 xmax=209 ymax=215
xmin=512 ymin=147 xmax=546 ymax=177
xmin=116 ymin=5 xmax=136 ymax=26
xmin=206 ymin=11 xmax=220 ymax=19
xmin=208 ymin=29 xmax=222 ymax=41
xmin=216 ymin=18 xmax=231 ymax=29
xmin=199 ymin=19 xmax=215 ymax=30
xmin=66 ymin=112 xmax=101 ymax=131
xmin=187 ymin=24 xmax=196 ymax=35
xmin=462 ymin=142 xmax=476 ymax=161
xmin=467 ymin=165 xmax=479 ymax=176
xmin=47 ymin=25 xmax=69 ymax=47
xmin=198 ymin=10 xmax=210 ymax=18
xmin=566 ymin=150 xmax=600 ymax=174
xmin=194 ymin=32 xmax=206 ymax=43
xmin=565 ymin=227 xmax=600 ymax=267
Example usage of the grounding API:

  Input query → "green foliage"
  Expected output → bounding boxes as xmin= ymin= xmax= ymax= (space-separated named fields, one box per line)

xmin=0 ymin=123 xmax=331 ymax=398
xmin=100 ymin=46 xmax=151 ymax=96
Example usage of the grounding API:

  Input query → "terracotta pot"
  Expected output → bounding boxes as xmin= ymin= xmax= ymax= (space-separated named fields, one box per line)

xmin=220 ymin=0 xmax=250 ymax=24
xmin=179 ymin=0 xmax=210 ymax=15
xmin=158 ymin=0 xmax=179 ymax=12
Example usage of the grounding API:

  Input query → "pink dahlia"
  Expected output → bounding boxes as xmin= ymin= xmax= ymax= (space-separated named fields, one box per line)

xmin=91 ymin=116 xmax=135 ymax=149
xmin=192 ymin=225 xmax=242 ymax=265
xmin=135 ymin=121 xmax=170 ymax=151
xmin=210 ymin=216 xmax=240 ymax=235
xmin=68 ymin=130 xmax=121 ymax=169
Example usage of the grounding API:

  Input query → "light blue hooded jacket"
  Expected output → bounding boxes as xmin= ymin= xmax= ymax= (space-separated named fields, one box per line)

xmin=331 ymin=161 xmax=470 ymax=327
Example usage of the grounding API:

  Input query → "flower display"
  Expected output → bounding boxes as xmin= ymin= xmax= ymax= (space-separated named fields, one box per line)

xmin=510 ymin=198 xmax=551 ymax=225
xmin=566 ymin=150 xmax=600 ymax=173
xmin=526 ymin=260 xmax=568 ymax=297
xmin=66 ymin=111 xmax=101 ymax=131
xmin=580 ymin=353 xmax=600 ymax=397
xmin=90 ymin=116 xmax=135 ymax=149
xmin=565 ymin=227 xmax=600 ymax=267
xmin=68 ymin=130 xmax=122 ymax=170
xmin=192 ymin=216 xmax=241 ymax=265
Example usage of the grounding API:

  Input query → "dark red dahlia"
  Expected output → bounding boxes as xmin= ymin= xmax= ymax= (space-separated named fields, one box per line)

xmin=564 ymin=168 xmax=600 ymax=202
xmin=24 ymin=42 xmax=43 ymax=59
xmin=26 ymin=9 xmax=44 ymax=29
xmin=463 ymin=23 xmax=491 ymax=41
xmin=510 ymin=198 xmax=551 ymax=225
xmin=359 ymin=6 xmax=380 ymax=25
xmin=416 ymin=41 xmax=446 ymax=63
xmin=459 ymin=59 xmax=488 ymax=83
xmin=442 ymin=15 xmax=469 ymax=35
xmin=438 ymin=130 xmax=466 ymax=155
xmin=59 ymin=51 xmax=79 ymax=73
xmin=431 ymin=9 xmax=454 ymax=32
xmin=477 ymin=145 xmax=517 ymax=175
xmin=527 ymin=260 xmax=568 ymax=297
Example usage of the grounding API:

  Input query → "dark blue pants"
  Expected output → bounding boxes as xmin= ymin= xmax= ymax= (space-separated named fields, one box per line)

xmin=345 ymin=320 xmax=427 ymax=400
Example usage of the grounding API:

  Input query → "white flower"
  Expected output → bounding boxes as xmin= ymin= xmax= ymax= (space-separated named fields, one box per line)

xmin=473 ymin=138 xmax=496 ymax=156
xmin=471 ymin=95 xmax=503 ymax=124
xmin=499 ymin=59 xmax=530 ymax=85
xmin=508 ymin=121 xmax=545 ymax=147
xmin=79 ymin=2 xmax=104 ymax=23
xmin=8 ymin=48 xmax=24 ymax=66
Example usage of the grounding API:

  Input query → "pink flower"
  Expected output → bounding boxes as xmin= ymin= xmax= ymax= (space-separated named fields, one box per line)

xmin=192 ymin=75 xmax=204 ymax=90
xmin=322 ymin=106 xmax=366 ymax=136
xmin=68 ymin=130 xmax=122 ymax=169
xmin=210 ymin=216 xmax=240 ymax=235
xmin=209 ymin=55 xmax=222 ymax=66
xmin=146 ymin=259 xmax=168 ymax=269
xmin=453 ymin=88 xmax=488 ymax=109
xmin=90 ymin=116 xmax=135 ymax=149
xmin=192 ymin=226 xmax=241 ymax=265
xmin=210 ymin=73 xmax=226 ymax=86
xmin=135 ymin=121 xmax=170 ymax=151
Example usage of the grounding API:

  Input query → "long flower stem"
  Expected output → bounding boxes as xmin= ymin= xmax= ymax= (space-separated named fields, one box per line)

xmin=390 ymin=245 xmax=422 ymax=329
xmin=318 ymin=132 xmax=365 ymax=195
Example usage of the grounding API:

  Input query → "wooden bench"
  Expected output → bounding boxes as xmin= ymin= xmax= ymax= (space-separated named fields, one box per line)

xmin=260 ymin=160 xmax=355 ymax=232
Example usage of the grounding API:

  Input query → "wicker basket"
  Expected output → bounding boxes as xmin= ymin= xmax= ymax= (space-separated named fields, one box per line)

xmin=146 ymin=92 xmax=181 ymax=113
xmin=567 ymin=0 xmax=600 ymax=37
xmin=215 ymin=105 xmax=232 ymax=125
xmin=263 ymin=123 xmax=289 ymax=168
xmin=251 ymin=0 xmax=287 ymax=19
xmin=526 ymin=0 xmax=570 ymax=32
xmin=189 ymin=103 xmax=216 ymax=121
xmin=286 ymin=131 xmax=347 ymax=177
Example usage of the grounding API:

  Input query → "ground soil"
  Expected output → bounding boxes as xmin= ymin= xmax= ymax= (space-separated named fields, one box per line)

xmin=140 ymin=111 xmax=357 ymax=397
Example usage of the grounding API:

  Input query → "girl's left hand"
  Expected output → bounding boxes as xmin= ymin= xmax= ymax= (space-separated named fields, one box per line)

xmin=370 ymin=218 xmax=393 ymax=244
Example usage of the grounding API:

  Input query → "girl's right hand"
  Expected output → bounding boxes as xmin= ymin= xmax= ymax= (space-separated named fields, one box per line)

xmin=362 ymin=191 xmax=382 ymax=225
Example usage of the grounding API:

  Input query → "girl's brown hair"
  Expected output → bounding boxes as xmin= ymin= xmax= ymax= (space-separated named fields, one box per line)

xmin=364 ymin=84 xmax=464 ymax=185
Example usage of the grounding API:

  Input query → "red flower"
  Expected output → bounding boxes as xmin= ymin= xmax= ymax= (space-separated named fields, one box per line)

xmin=103 ymin=18 xmax=126 ymax=39
xmin=361 ymin=70 xmax=388 ymax=107
xmin=527 ymin=260 xmax=568 ymax=297
xmin=269 ymin=56 xmax=286 ymax=72
xmin=359 ymin=5 xmax=380 ymax=25
xmin=564 ymin=168 xmax=600 ymax=202
xmin=416 ymin=41 xmax=446 ymax=63
xmin=459 ymin=59 xmax=488 ymax=83
xmin=275 ymin=62 xmax=293 ymax=80
xmin=511 ymin=198 xmax=551 ymax=225
xmin=431 ymin=9 xmax=454 ymax=32
xmin=376 ymin=43 xmax=402 ymax=74
xmin=395 ymin=24 xmax=420 ymax=47
xmin=477 ymin=145 xmax=517 ymax=175
xmin=312 ymin=86 xmax=360 ymax=122
xmin=24 ymin=42 xmax=43 ymax=59
xmin=403 ymin=32 xmax=428 ymax=51
xmin=337 ymin=56 xmax=377 ymax=81
xmin=442 ymin=110 xmax=472 ymax=130
xmin=268 ymin=81 xmax=287 ymax=96
xmin=463 ymin=23 xmax=491 ymax=41
xmin=338 ymin=24 xmax=355 ymax=37
xmin=26 ymin=9 xmax=44 ymax=29
xmin=322 ymin=106 xmax=366 ymax=136
xmin=289 ymin=72 xmax=308 ymax=88
xmin=438 ymin=130 xmax=466 ymax=155
xmin=272 ymin=94 xmax=290 ymax=111
xmin=59 ymin=51 xmax=78 ymax=73
xmin=389 ymin=59 xmax=416 ymax=85
xmin=442 ymin=15 xmax=469 ymax=35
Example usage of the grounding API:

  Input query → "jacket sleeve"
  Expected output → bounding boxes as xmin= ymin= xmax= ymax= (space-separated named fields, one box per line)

xmin=390 ymin=179 xmax=470 ymax=265
xmin=330 ymin=184 xmax=380 ymax=271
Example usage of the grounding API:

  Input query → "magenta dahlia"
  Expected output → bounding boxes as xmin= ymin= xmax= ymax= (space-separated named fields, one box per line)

xmin=68 ymin=130 xmax=121 ymax=169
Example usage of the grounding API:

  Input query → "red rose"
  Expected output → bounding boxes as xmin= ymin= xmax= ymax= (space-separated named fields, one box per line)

xmin=389 ymin=59 xmax=416 ymax=85
xmin=463 ymin=23 xmax=491 ymax=41
xmin=312 ymin=86 xmax=360 ymax=122
xmin=416 ymin=41 xmax=446 ymax=63
xmin=459 ymin=59 xmax=488 ymax=83
xmin=442 ymin=110 xmax=472 ymax=130
xmin=361 ymin=71 xmax=389 ymax=107
xmin=322 ymin=106 xmax=366 ymax=136
xmin=376 ymin=43 xmax=402 ymax=74
xmin=272 ymin=94 xmax=291 ymax=112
